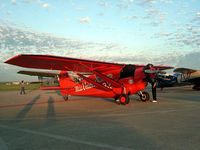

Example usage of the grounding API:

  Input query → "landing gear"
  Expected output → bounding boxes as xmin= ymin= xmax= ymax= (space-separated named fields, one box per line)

xmin=63 ymin=95 xmax=69 ymax=101
xmin=138 ymin=91 xmax=150 ymax=102
xmin=115 ymin=94 xmax=130 ymax=105
xmin=192 ymin=85 xmax=200 ymax=90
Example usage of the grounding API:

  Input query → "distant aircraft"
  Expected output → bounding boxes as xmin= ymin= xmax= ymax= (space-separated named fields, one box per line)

xmin=157 ymin=73 xmax=179 ymax=89
xmin=5 ymin=54 xmax=172 ymax=105
xmin=174 ymin=68 xmax=200 ymax=90
xmin=156 ymin=68 xmax=200 ymax=90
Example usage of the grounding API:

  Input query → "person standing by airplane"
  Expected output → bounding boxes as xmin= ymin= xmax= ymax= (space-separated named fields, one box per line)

xmin=20 ymin=80 xmax=26 ymax=94
xmin=151 ymin=80 xmax=157 ymax=102
xmin=145 ymin=64 xmax=157 ymax=102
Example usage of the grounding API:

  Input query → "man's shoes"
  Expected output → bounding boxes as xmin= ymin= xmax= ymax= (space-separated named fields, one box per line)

xmin=151 ymin=100 xmax=157 ymax=103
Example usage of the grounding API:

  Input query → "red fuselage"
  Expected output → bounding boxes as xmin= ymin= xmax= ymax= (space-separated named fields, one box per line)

xmin=59 ymin=67 xmax=148 ymax=98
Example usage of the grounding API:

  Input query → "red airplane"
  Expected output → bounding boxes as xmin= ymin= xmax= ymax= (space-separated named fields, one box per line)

xmin=5 ymin=54 xmax=173 ymax=105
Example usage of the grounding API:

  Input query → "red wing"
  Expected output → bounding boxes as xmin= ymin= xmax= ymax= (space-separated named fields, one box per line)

xmin=5 ymin=54 xmax=125 ymax=73
xmin=5 ymin=54 xmax=173 ymax=74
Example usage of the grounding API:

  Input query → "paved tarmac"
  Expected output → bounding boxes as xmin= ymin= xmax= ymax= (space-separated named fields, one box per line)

xmin=0 ymin=86 xmax=200 ymax=150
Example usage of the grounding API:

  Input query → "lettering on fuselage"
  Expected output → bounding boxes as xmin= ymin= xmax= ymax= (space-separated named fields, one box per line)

xmin=75 ymin=82 xmax=95 ymax=92
xmin=75 ymin=81 xmax=112 ymax=92
xmin=102 ymin=81 xmax=112 ymax=89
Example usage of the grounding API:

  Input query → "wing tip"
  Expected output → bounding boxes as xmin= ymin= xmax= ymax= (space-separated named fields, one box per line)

xmin=4 ymin=54 xmax=23 ymax=64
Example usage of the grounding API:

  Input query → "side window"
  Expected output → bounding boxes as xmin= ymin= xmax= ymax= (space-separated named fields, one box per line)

xmin=68 ymin=72 xmax=83 ymax=83
xmin=95 ymin=75 xmax=102 ymax=82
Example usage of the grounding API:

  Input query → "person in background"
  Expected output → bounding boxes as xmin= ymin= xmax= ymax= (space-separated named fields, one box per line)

xmin=20 ymin=80 xmax=26 ymax=94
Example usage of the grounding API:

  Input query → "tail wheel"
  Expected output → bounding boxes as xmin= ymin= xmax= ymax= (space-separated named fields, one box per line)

xmin=140 ymin=91 xmax=150 ymax=102
xmin=63 ymin=95 xmax=68 ymax=101
xmin=119 ymin=94 xmax=130 ymax=105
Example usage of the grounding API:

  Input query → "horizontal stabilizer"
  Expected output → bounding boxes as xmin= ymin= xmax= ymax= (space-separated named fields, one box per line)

xmin=40 ymin=86 xmax=74 ymax=90
xmin=40 ymin=87 xmax=62 ymax=90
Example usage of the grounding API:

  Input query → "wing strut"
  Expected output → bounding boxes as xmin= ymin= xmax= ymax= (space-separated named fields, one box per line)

xmin=77 ymin=73 xmax=112 ymax=92
xmin=93 ymin=70 xmax=123 ymax=88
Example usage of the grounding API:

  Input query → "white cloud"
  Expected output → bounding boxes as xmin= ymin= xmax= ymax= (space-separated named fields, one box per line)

xmin=23 ymin=0 xmax=32 ymax=3
xmin=11 ymin=0 xmax=16 ymax=4
xmin=121 ymin=15 xmax=139 ymax=20
xmin=78 ymin=17 xmax=90 ymax=23
xmin=138 ymin=0 xmax=157 ymax=5
xmin=76 ymin=7 xmax=84 ymax=11
xmin=42 ymin=3 xmax=49 ymax=8
xmin=118 ymin=3 xmax=129 ymax=9
xmin=65 ymin=18 xmax=71 ymax=22
xmin=99 ymin=1 xmax=108 ymax=7
xmin=159 ymin=32 xmax=171 ymax=36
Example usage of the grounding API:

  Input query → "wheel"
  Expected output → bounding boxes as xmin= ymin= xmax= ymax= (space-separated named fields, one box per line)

xmin=63 ymin=95 xmax=68 ymax=101
xmin=192 ymin=85 xmax=200 ymax=90
xmin=119 ymin=94 xmax=130 ymax=105
xmin=140 ymin=91 xmax=150 ymax=102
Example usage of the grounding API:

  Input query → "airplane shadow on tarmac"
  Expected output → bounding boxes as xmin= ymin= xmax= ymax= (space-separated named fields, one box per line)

xmin=15 ymin=95 xmax=41 ymax=120
xmin=46 ymin=96 xmax=56 ymax=123
xmin=8 ymin=95 xmax=41 ymax=124
xmin=11 ymin=94 xmax=57 ymax=123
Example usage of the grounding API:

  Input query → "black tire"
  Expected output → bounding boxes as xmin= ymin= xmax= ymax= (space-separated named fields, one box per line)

xmin=192 ymin=85 xmax=200 ymax=90
xmin=140 ymin=91 xmax=150 ymax=102
xmin=119 ymin=94 xmax=130 ymax=105
xmin=63 ymin=95 xmax=68 ymax=101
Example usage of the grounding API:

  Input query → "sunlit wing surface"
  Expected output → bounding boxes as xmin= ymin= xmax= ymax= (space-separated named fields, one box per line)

xmin=5 ymin=54 xmax=173 ymax=73
xmin=5 ymin=54 xmax=124 ymax=73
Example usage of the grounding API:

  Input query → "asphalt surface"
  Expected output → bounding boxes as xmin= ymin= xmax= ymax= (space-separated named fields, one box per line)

xmin=0 ymin=86 xmax=200 ymax=150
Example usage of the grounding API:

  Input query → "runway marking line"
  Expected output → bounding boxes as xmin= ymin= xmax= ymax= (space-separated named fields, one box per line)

xmin=0 ymin=100 xmax=66 ymax=109
xmin=0 ymin=124 xmax=133 ymax=150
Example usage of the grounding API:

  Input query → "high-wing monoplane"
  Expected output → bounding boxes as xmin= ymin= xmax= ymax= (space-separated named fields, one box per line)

xmin=5 ymin=54 xmax=173 ymax=105
xmin=174 ymin=68 xmax=200 ymax=90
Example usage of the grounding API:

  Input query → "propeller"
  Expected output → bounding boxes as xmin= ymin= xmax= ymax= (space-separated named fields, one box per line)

xmin=144 ymin=64 xmax=158 ymax=101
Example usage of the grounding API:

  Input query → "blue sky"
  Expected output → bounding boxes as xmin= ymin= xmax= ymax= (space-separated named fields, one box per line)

xmin=0 ymin=0 xmax=200 ymax=81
